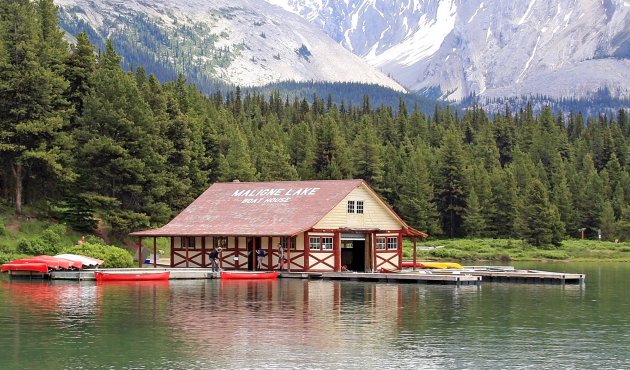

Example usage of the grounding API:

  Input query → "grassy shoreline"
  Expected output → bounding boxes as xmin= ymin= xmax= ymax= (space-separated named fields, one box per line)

xmin=403 ymin=238 xmax=630 ymax=263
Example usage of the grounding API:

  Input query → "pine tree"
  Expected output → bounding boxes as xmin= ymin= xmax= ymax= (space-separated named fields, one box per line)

xmin=0 ymin=0 xmax=72 ymax=213
xmin=489 ymin=168 xmax=517 ymax=237
xmin=516 ymin=179 xmax=564 ymax=246
xmin=435 ymin=130 xmax=469 ymax=238
xmin=463 ymin=189 xmax=487 ymax=237
xmin=352 ymin=120 xmax=384 ymax=188
xmin=396 ymin=146 xmax=441 ymax=236
xmin=599 ymin=201 xmax=616 ymax=241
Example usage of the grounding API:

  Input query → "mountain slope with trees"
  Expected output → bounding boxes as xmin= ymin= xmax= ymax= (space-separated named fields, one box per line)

xmin=0 ymin=0 xmax=629 ymax=248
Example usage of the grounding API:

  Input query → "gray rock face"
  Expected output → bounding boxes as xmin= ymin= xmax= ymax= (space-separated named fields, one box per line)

xmin=268 ymin=0 xmax=630 ymax=100
xmin=55 ymin=0 xmax=404 ymax=91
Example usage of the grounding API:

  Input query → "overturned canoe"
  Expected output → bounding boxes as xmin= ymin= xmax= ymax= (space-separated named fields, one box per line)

xmin=1 ymin=262 xmax=49 ymax=274
xmin=55 ymin=254 xmax=104 ymax=268
xmin=94 ymin=271 xmax=170 ymax=282
xmin=220 ymin=271 xmax=278 ymax=280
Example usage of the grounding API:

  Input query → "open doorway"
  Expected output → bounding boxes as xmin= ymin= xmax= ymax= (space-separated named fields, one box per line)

xmin=340 ymin=234 xmax=369 ymax=272
xmin=246 ymin=237 xmax=261 ymax=271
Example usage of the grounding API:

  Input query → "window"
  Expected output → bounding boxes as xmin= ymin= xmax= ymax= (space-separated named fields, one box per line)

xmin=322 ymin=237 xmax=333 ymax=250
xmin=356 ymin=201 xmax=364 ymax=214
xmin=186 ymin=237 xmax=196 ymax=250
xmin=347 ymin=200 xmax=355 ymax=213
xmin=387 ymin=237 xmax=398 ymax=250
xmin=376 ymin=237 xmax=386 ymax=250
xmin=215 ymin=237 xmax=227 ymax=249
xmin=280 ymin=237 xmax=296 ymax=250
xmin=310 ymin=236 xmax=333 ymax=251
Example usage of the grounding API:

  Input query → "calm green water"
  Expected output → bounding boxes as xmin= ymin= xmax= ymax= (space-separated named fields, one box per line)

xmin=0 ymin=263 xmax=628 ymax=369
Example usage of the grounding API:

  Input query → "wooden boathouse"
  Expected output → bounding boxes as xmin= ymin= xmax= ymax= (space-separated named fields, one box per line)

xmin=130 ymin=179 xmax=427 ymax=272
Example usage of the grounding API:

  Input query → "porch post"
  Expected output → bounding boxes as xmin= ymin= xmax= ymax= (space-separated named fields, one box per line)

xmin=334 ymin=230 xmax=341 ymax=272
xmin=398 ymin=232 xmax=403 ymax=270
xmin=287 ymin=238 xmax=291 ymax=272
xmin=371 ymin=231 xmax=376 ymax=272
xmin=137 ymin=237 xmax=142 ymax=268
xmin=413 ymin=236 xmax=417 ymax=271
xmin=153 ymin=237 xmax=157 ymax=268
xmin=304 ymin=231 xmax=310 ymax=272
xmin=267 ymin=237 xmax=272 ymax=271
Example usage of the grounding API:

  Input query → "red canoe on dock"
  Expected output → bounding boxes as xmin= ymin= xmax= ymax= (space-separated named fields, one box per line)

xmin=220 ymin=271 xmax=278 ymax=280
xmin=94 ymin=271 xmax=170 ymax=282
xmin=1 ymin=262 xmax=50 ymax=274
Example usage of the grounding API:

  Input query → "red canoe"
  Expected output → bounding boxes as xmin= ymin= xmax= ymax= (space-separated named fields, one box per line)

xmin=34 ymin=255 xmax=83 ymax=270
xmin=94 ymin=271 xmax=170 ymax=282
xmin=1 ymin=262 xmax=50 ymax=273
xmin=220 ymin=271 xmax=278 ymax=280
xmin=10 ymin=257 xmax=67 ymax=270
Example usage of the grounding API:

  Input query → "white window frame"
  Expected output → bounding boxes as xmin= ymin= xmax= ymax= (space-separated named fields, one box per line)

xmin=347 ymin=200 xmax=355 ymax=214
xmin=309 ymin=237 xmax=321 ymax=251
xmin=321 ymin=237 xmax=333 ymax=250
xmin=356 ymin=200 xmax=364 ymax=214
xmin=387 ymin=237 xmax=398 ymax=251
xmin=376 ymin=237 xmax=386 ymax=250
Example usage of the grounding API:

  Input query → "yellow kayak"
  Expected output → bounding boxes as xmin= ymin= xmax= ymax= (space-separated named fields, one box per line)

xmin=420 ymin=262 xmax=463 ymax=269
xmin=402 ymin=261 xmax=464 ymax=269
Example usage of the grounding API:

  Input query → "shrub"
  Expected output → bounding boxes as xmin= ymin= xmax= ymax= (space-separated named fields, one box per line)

xmin=16 ymin=224 xmax=67 ymax=256
xmin=0 ymin=219 xmax=6 ymax=236
xmin=0 ymin=252 xmax=30 ymax=264
xmin=62 ymin=243 xmax=134 ymax=268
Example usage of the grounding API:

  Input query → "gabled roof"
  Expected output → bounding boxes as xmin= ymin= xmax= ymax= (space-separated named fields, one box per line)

xmin=130 ymin=179 xmax=427 ymax=237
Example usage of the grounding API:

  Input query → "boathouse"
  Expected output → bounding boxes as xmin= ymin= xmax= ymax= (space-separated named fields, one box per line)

xmin=130 ymin=179 xmax=427 ymax=272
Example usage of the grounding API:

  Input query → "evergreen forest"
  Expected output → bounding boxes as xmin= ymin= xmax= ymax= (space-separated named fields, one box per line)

xmin=1 ymin=0 xmax=630 ymax=246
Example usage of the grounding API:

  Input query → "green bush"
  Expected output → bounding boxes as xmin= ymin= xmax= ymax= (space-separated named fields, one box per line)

xmin=61 ymin=243 xmax=134 ymax=268
xmin=0 ymin=252 xmax=30 ymax=264
xmin=16 ymin=223 xmax=68 ymax=256
xmin=0 ymin=219 xmax=6 ymax=236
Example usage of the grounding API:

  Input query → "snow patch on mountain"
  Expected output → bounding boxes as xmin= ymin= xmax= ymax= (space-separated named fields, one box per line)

xmin=56 ymin=0 xmax=405 ymax=91
xmin=268 ymin=0 xmax=630 ymax=100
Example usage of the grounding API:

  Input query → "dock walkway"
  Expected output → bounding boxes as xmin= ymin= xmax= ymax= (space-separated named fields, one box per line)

xmin=49 ymin=267 xmax=584 ymax=285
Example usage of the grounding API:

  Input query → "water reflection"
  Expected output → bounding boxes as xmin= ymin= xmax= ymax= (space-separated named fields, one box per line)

xmin=1 ymin=264 xmax=629 ymax=369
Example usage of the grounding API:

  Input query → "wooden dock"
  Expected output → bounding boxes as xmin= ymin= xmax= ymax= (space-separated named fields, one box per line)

xmin=51 ymin=268 xmax=218 ymax=281
xmin=281 ymin=271 xmax=481 ymax=285
xmin=49 ymin=267 xmax=585 ymax=285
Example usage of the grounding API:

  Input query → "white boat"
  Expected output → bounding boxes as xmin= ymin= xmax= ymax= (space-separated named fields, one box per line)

xmin=54 ymin=253 xmax=104 ymax=268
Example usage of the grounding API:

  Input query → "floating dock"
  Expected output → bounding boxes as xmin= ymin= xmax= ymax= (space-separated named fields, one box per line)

xmin=282 ymin=271 xmax=481 ymax=285
xmin=48 ymin=267 xmax=584 ymax=285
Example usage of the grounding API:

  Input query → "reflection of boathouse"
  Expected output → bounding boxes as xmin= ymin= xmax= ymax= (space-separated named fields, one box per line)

xmin=130 ymin=179 xmax=426 ymax=272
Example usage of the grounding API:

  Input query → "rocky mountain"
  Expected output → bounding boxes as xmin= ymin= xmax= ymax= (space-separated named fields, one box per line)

xmin=267 ymin=0 xmax=630 ymax=100
xmin=55 ymin=0 xmax=405 ymax=92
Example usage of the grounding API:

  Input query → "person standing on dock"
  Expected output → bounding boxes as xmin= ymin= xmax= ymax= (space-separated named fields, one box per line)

xmin=255 ymin=246 xmax=265 ymax=270
xmin=277 ymin=243 xmax=285 ymax=271
xmin=209 ymin=247 xmax=219 ymax=272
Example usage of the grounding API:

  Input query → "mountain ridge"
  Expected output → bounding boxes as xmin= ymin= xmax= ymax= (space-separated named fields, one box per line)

xmin=267 ymin=0 xmax=630 ymax=100
xmin=55 ymin=0 xmax=405 ymax=92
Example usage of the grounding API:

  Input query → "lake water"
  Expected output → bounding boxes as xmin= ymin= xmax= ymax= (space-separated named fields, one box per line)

xmin=0 ymin=262 xmax=629 ymax=369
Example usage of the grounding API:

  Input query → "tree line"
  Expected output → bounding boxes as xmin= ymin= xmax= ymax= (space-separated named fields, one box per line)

xmin=1 ymin=0 xmax=629 ymax=245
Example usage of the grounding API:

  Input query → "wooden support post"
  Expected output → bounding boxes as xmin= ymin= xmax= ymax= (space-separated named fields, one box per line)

xmin=413 ymin=236 xmax=417 ymax=272
xmin=287 ymin=239 xmax=291 ymax=273
xmin=267 ymin=237 xmax=272 ymax=271
xmin=397 ymin=232 xmax=403 ymax=271
xmin=153 ymin=237 xmax=157 ymax=268
xmin=334 ymin=230 xmax=341 ymax=272
xmin=170 ymin=237 xmax=174 ymax=268
xmin=304 ymin=232 xmax=310 ymax=272
xmin=137 ymin=238 xmax=142 ymax=268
